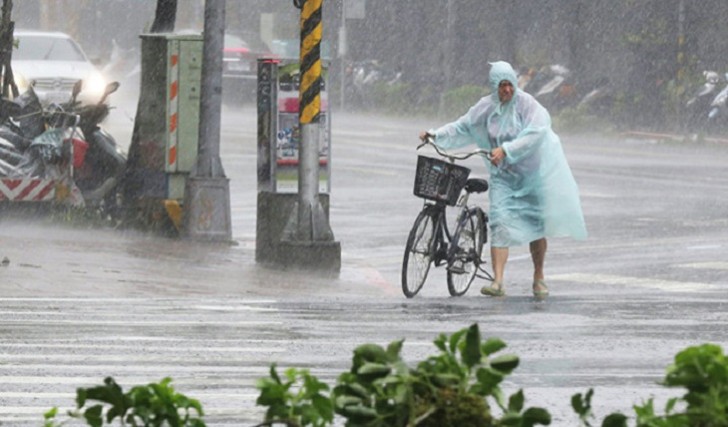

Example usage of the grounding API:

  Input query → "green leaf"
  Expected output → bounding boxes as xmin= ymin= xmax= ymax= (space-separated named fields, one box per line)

xmin=269 ymin=363 xmax=282 ymax=384
xmin=434 ymin=333 xmax=448 ymax=352
xmin=43 ymin=407 xmax=58 ymax=420
xmin=357 ymin=362 xmax=391 ymax=378
xmin=76 ymin=388 xmax=88 ymax=409
xmin=353 ymin=343 xmax=388 ymax=364
xmin=304 ymin=373 xmax=330 ymax=397
xmin=341 ymin=383 xmax=370 ymax=400
xmin=462 ymin=324 xmax=482 ymax=368
xmin=493 ymin=387 xmax=506 ymax=409
xmin=335 ymin=395 xmax=364 ymax=409
xmin=449 ymin=329 xmax=467 ymax=354
xmin=386 ymin=339 xmax=404 ymax=361
xmin=601 ymin=413 xmax=628 ymax=427
xmin=490 ymin=354 xmax=520 ymax=374
xmin=665 ymin=397 xmax=678 ymax=414
xmin=482 ymin=337 xmax=507 ymax=356
xmin=340 ymin=403 xmax=378 ymax=420
xmin=432 ymin=373 xmax=460 ymax=387
xmin=394 ymin=383 xmax=409 ymax=405
xmin=508 ymin=389 xmax=525 ymax=413
xmin=83 ymin=404 xmax=104 ymax=427
xmin=571 ymin=389 xmax=593 ymax=416
xmin=499 ymin=412 xmax=523 ymax=426
xmin=475 ymin=366 xmax=504 ymax=395
xmin=82 ymin=377 xmax=126 ymax=407
xmin=522 ymin=407 xmax=552 ymax=425
xmin=256 ymin=380 xmax=288 ymax=406
xmin=312 ymin=394 xmax=334 ymax=421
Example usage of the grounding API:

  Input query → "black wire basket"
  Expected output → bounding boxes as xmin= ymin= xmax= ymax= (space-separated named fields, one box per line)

xmin=413 ymin=155 xmax=470 ymax=206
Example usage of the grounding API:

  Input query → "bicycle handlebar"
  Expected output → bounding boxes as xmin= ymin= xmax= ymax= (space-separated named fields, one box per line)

xmin=418 ymin=134 xmax=492 ymax=161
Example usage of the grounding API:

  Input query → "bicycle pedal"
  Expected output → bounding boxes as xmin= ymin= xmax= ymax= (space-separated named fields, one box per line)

xmin=447 ymin=264 xmax=466 ymax=274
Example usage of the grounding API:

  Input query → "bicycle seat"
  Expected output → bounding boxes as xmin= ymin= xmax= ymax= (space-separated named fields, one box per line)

xmin=464 ymin=178 xmax=488 ymax=193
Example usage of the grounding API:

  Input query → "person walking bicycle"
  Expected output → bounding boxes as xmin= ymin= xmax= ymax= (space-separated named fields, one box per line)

xmin=420 ymin=61 xmax=587 ymax=298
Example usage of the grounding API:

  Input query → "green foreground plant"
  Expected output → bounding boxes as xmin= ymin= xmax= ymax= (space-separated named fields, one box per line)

xmin=257 ymin=323 xmax=549 ymax=427
xmin=44 ymin=377 xmax=205 ymax=427
xmin=42 ymin=327 xmax=728 ymax=426
xmin=573 ymin=343 xmax=728 ymax=427
xmin=256 ymin=325 xmax=728 ymax=427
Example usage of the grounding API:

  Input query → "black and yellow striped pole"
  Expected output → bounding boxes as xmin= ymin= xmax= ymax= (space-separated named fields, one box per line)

xmin=298 ymin=0 xmax=323 ymax=126
xmin=285 ymin=0 xmax=338 ymax=263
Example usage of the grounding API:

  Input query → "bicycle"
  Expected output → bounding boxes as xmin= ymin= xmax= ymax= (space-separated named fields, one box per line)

xmin=401 ymin=136 xmax=494 ymax=298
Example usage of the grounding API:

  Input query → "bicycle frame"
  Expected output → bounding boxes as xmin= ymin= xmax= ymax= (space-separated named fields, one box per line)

xmin=424 ymin=190 xmax=476 ymax=269
xmin=401 ymin=136 xmax=492 ymax=297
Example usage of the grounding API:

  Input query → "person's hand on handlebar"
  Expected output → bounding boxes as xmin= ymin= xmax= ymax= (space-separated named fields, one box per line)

xmin=490 ymin=147 xmax=506 ymax=166
xmin=419 ymin=131 xmax=433 ymax=142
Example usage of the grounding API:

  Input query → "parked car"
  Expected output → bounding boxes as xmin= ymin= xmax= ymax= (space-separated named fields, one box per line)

xmin=11 ymin=30 xmax=107 ymax=105
xmin=222 ymin=31 xmax=274 ymax=103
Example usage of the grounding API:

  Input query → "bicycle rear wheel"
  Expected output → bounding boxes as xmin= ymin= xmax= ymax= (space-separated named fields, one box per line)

xmin=402 ymin=209 xmax=436 ymax=298
xmin=447 ymin=208 xmax=485 ymax=296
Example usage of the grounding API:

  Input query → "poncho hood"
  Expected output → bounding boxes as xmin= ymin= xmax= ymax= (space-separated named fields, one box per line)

xmin=488 ymin=61 xmax=519 ymax=93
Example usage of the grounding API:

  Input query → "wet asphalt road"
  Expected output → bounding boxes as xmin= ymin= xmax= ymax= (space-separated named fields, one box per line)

xmin=0 ymin=100 xmax=727 ymax=425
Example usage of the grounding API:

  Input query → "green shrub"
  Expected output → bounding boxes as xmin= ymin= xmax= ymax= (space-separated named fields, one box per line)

xmin=257 ymin=329 xmax=728 ymax=427
xmin=440 ymin=85 xmax=489 ymax=118
xmin=368 ymin=81 xmax=412 ymax=114
xmin=42 ymin=330 xmax=728 ymax=426
xmin=257 ymin=323 xmax=549 ymax=427
xmin=44 ymin=377 xmax=206 ymax=427
xmin=553 ymin=106 xmax=617 ymax=134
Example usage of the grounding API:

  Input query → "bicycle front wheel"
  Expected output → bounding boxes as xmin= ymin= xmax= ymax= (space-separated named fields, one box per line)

xmin=447 ymin=208 xmax=485 ymax=296
xmin=402 ymin=209 xmax=436 ymax=298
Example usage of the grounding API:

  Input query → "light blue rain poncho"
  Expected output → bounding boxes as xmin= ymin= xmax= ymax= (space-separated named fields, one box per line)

xmin=430 ymin=61 xmax=587 ymax=247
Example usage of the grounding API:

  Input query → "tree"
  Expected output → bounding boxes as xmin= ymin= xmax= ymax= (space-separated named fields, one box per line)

xmin=150 ymin=0 xmax=178 ymax=33
xmin=0 ymin=0 xmax=17 ymax=98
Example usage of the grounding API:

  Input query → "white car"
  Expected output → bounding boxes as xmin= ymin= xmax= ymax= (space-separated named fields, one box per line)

xmin=11 ymin=30 xmax=107 ymax=105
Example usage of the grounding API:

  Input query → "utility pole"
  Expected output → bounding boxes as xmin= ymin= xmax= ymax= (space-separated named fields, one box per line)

xmin=182 ymin=0 xmax=232 ymax=241
xmin=0 ymin=0 xmax=18 ymax=99
xmin=438 ymin=0 xmax=455 ymax=117
xmin=280 ymin=0 xmax=340 ymax=271
xmin=676 ymin=0 xmax=686 ymax=129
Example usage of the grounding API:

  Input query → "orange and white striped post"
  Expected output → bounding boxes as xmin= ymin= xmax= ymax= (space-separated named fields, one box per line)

xmin=167 ymin=48 xmax=179 ymax=171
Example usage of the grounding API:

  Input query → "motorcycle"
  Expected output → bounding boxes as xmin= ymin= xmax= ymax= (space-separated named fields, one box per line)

xmin=60 ymin=80 xmax=127 ymax=213
xmin=677 ymin=70 xmax=722 ymax=131
xmin=345 ymin=59 xmax=402 ymax=109
xmin=0 ymin=80 xmax=126 ymax=213
xmin=707 ymin=73 xmax=728 ymax=121
xmin=522 ymin=64 xmax=576 ymax=112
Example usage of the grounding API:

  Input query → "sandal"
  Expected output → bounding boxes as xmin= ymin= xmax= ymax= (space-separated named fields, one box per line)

xmin=533 ymin=280 xmax=549 ymax=298
xmin=481 ymin=281 xmax=505 ymax=297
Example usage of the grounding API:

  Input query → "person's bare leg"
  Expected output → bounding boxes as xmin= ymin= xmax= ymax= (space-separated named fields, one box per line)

xmin=482 ymin=246 xmax=508 ymax=295
xmin=491 ymin=246 xmax=509 ymax=284
xmin=530 ymin=238 xmax=548 ymax=294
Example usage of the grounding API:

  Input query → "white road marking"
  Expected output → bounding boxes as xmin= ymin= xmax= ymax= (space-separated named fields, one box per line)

xmin=550 ymin=273 xmax=720 ymax=292
xmin=677 ymin=261 xmax=728 ymax=270
xmin=686 ymin=245 xmax=723 ymax=250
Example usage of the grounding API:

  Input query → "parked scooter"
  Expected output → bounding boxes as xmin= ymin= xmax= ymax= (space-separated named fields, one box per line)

xmin=61 ymin=80 xmax=127 ymax=213
xmin=686 ymin=70 xmax=720 ymax=108
xmin=523 ymin=64 xmax=575 ymax=112
xmin=707 ymin=73 xmax=728 ymax=121
xmin=0 ymin=80 xmax=126 ymax=213
xmin=345 ymin=59 xmax=402 ymax=109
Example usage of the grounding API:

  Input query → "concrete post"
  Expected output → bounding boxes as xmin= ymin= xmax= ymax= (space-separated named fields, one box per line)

xmin=182 ymin=0 xmax=232 ymax=242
